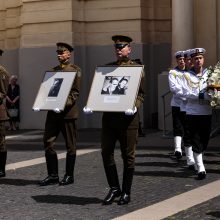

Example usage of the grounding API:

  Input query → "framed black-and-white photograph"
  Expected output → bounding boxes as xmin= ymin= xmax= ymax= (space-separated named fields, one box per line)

xmin=86 ymin=65 xmax=144 ymax=112
xmin=32 ymin=71 xmax=76 ymax=110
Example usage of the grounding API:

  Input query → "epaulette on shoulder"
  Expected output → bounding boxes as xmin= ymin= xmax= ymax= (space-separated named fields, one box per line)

xmin=0 ymin=65 xmax=7 ymax=72
xmin=170 ymin=69 xmax=185 ymax=78
xmin=169 ymin=69 xmax=178 ymax=78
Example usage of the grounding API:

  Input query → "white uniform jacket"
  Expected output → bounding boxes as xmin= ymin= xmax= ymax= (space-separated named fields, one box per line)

xmin=180 ymin=68 xmax=212 ymax=115
xmin=168 ymin=67 xmax=186 ymax=108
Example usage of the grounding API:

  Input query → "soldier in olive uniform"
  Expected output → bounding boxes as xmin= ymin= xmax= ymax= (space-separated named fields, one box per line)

xmin=0 ymin=49 xmax=10 ymax=178
xmin=38 ymin=42 xmax=81 ymax=186
xmin=97 ymin=35 xmax=145 ymax=205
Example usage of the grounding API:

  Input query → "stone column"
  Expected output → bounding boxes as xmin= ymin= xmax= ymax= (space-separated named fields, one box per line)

xmin=194 ymin=0 xmax=217 ymax=66
xmin=158 ymin=0 xmax=194 ymax=132
xmin=172 ymin=0 xmax=194 ymax=64
xmin=217 ymin=0 xmax=220 ymax=59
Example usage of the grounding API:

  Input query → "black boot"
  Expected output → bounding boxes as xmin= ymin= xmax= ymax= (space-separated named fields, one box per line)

xmin=198 ymin=171 xmax=206 ymax=180
xmin=59 ymin=154 xmax=75 ymax=185
xmin=102 ymin=164 xmax=121 ymax=205
xmin=0 ymin=151 xmax=7 ymax=178
xmin=39 ymin=153 xmax=59 ymax=186
xmin=118 ymin=168 xmax=134 ymax=205
xmin=174 ymin=151 xmax=182 ymax=159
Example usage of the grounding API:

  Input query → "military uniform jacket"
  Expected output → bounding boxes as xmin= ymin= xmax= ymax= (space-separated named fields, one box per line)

xmin=47 ymin=62 xmax=81 ymax=119
xmin=102 ymin=58 xmax=145 ymax=129
xmin=0 ymin=65 xmax=10 ymax=121
xmin=180 ymin=68 xmax=212 ymax=115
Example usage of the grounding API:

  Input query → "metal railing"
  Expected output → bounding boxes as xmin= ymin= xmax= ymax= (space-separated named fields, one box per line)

xmin=161 ymin=90 xmax=172 ymax=138
xmin=161 ymin=91 xmax=220 ymax=138
xmin=210 ymin=109 xmax=220 ymax=138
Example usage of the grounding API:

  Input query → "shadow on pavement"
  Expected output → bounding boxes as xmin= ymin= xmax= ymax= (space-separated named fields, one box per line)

xmin=7 ymin=144 xmax=99 ymax=152
xmin=136 ymin=153 xmax=174 ymax=159
xmin=134 ymin=170 xmax=195 ymax=178
xmin=204 ymin=152 xmax=220 ymax=157
xmin=32 ymin=195 xmax=102 ymax=205
xmin=135 ymin=161 xmax=182 ymax=168
xmin=203 ymin=160 xmax=220 ymax=165
xmin=206 ymin=210 xmax=220 ymax=218
xmin=0 ymin=178 xmax=39 ymax=186
xmin=205 ymin=168 xmax=220 ymax=175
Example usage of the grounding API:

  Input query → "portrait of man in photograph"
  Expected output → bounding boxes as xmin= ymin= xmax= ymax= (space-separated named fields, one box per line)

xmin=101 ymin=76 xmax=130 ymax=95
xmin=114 ymin=77 xmax=130 ymax=95
xmin=48 ymin=78 xmax=63 ymax=97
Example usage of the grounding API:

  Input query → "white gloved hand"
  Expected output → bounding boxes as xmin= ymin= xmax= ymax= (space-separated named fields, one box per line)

xmin=54 ymin=108 xmax=61 ymax=113
xmin=125 ymin=107 xmax=137 ymax=115
xmin=83 ymin=106 xmax=93 ymax=114
xmin=33 ymin=108 xmax=40 ymax=112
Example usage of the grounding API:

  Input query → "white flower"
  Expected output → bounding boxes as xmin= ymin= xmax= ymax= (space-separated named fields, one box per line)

xmin=207 ymin=61 xmax=220 ymax=108
xmin=210 ymin=100 xmax=217 ymax=107
xmin=207 ymin=77 xmax=216 ymax=85
xmin=213 ymin=69 xmax=220 ymax=74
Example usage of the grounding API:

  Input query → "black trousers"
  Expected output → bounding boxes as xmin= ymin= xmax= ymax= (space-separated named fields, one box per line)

xmin=101 ymin=127 xmax=138 ymax=169
xmin=172 ymin=106 xmax=191 ymax=147
xmin=186 ymin=115 xmax=212 ymax=153
xmin=172 ymin=106 xmax=184 ymax=137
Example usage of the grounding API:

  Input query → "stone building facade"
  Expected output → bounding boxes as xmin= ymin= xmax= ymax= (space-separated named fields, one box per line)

xmin=0 ymin=0 xmax=218 ymax=129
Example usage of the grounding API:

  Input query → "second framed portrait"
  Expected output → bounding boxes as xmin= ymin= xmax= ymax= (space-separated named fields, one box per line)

xmin=32 ymin=71 xmax=76 ymax=111
xmin=86 ymin=65 xmax=144 ymax=112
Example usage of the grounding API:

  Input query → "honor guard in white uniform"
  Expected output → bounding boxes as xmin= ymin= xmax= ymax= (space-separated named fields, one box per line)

xmin=184 ymin=49 xmax=193 ymax=70
xmin=168 ymin=51 xmax=187 ymax=159
xmin=180 ymin=49 xmax=196 ymax=169
xmin=180 ymin=48 xmax=212 ymax=180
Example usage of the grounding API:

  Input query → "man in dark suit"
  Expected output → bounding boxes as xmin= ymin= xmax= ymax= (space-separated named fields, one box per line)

xmin=38 ymin=42 xmax=81 ymax=186
xmin=0 ymin=49 xmax=10 ymax=178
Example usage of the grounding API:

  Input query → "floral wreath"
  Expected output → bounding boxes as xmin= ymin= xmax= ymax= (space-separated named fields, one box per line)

xmin=207 ymin=62 xmax=220 ymax=108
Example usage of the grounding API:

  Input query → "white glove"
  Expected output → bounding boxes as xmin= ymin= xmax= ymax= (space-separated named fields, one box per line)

xmin=83 ymin=106 xmax=93 ymax=114
xmin=33 ymin=108 xmax=40 ymax=112
xmin=54 ymin=108 xmax=61 ymax=113
xmin=125 ymin=107 xmax=137 ymax=115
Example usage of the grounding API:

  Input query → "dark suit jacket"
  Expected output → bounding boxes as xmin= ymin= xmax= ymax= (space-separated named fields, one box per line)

xmin=6 ymin=84 xmax=20 ymax=109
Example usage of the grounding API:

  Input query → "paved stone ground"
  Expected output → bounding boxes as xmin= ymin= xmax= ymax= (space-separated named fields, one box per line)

xmin=0 ymin=129 xmax=220 ymax=220
xmin=164 ymin=196 xmax=220 ymax=220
